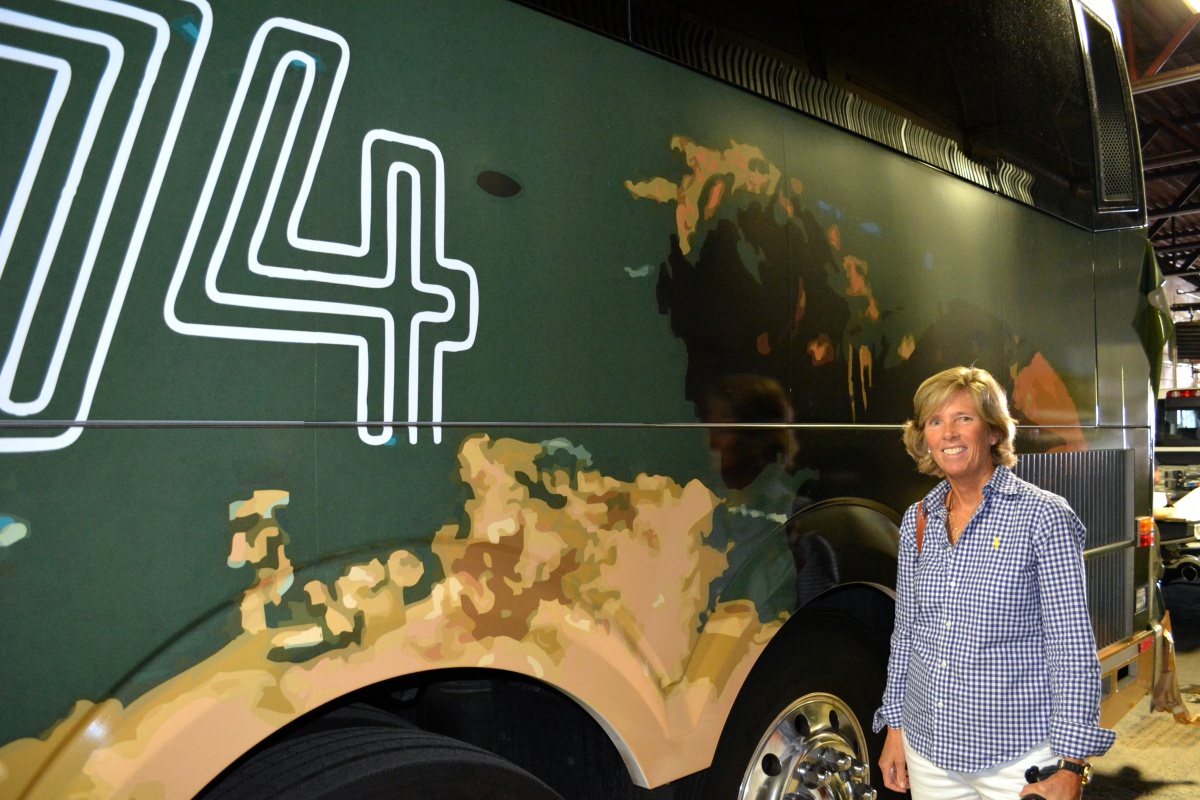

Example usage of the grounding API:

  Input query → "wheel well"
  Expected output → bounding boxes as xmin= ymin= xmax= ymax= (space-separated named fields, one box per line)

xmin=741 ymin=582 xmax=897 ymax=678
xmin=721 ymin=581 xmax=896 ymax=757
xmin=789 ymin=496 xmax=901 ymax=591
xmin=199 ymin=668 xmax=668 ymax=800
xmin=702 ymin=582 xmax=900 ymax=800
xmin=795 ymin=582 xmax=896 ymax=650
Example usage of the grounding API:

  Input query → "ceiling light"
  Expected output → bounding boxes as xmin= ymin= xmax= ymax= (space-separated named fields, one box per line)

xmin=1186 ymin=0 xmax=1200 ymax=14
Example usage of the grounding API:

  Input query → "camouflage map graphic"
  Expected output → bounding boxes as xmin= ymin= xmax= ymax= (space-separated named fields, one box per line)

xmin=0 ymin=436 xmax=785 ymax=796
xmin=0 ymin=0 xmax=1105 ymax=795
xmin=0 ymin=122 xmax=1093 ymax=798
xmin=628 ymin=135 xmax=1087 ymax=433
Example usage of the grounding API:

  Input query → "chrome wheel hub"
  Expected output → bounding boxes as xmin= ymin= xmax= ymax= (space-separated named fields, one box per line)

xmin=738 ymin=692 xmax=876 ymax=800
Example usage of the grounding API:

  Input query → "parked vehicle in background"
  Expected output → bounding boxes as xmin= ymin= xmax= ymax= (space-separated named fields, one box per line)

xmin=1155 ymin=391 xmax=1200 ymax=581
xmin=0 ymin=1 xmax=1164 ymax=798
xmin=1156 ymin=390 xmax=1200 ymax=467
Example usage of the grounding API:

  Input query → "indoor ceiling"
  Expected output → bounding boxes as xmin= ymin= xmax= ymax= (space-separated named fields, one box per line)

xmin=1126 ymin=0 xmax=1200 ymax=315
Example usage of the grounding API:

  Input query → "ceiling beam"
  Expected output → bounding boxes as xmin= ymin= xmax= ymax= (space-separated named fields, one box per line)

xmin=1142 ymin=105 xmax=1200 ymax=151
xmin=1159 ymin=253 xmax=1200 ymax=276
xmin=1152 ymin=238 xmax=1200 ymax=254
xmin=1164 ymin=256 xmax=1200 ymax=276
xmin=1163 ymin=170 xmax=1200 ymax=209
xmin=1149 ymin=201 xmax=1200 ymax=221
xmin=1139 ymin=109 xmax=1200 ymax=133
xmin=1142 ymin=13 xmax=1200 ymax=77
xmin=1146 ymin=163 xmax=1200 ymax=181
xmin=1148 ymin=172 xmax=1200 ymax=236
xmin=1133 ymin=62 xmax=1200 ymax=94
xmin=1144 ymin=150 xmax=1200 ymax=170
xmin=1168 ymin=244 xmax=1200 ymax=273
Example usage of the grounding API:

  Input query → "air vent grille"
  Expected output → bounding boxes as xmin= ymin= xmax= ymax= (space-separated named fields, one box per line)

xmin=1012 ymin=450 xmax=1132 ymax=550
xmin=1177 ymin=322 xmax=1200 ymax=362
xmin=1013 ymin=450 xmax=1133 ymax=650
xmin=1084 ymin=12 xmax=1136 ymax=204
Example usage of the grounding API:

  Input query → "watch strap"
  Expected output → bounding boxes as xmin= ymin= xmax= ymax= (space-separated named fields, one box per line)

xmin=1056 ymin=759 xmax=1091 ymax=784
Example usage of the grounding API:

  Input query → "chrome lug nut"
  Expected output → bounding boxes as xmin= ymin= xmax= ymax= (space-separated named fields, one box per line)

xmin=811 ymin=745 xmax=851 ymax=771
xmin=851 ymin=783 xmax=878 ymax=800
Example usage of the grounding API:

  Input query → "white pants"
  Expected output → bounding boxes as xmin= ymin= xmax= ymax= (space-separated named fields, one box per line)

xmin=902 ymin=732 xmax=1056 ymax=800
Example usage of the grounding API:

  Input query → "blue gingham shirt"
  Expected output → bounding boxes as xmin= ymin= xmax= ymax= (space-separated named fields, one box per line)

xmin=873 ymin=466 xmax=1116 ymax=771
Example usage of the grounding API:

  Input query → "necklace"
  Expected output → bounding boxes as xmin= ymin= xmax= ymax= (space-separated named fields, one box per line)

xmin=945 ymin=492 xmax=975 ymax=545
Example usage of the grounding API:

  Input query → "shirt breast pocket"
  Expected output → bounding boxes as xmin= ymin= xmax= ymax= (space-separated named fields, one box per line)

xmin=970 ymin=543 xmax=1036 ymax=645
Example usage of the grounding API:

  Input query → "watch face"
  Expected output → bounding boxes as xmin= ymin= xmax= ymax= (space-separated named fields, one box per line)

xmin=1058 ymin=760 xmax=1091 ymax=782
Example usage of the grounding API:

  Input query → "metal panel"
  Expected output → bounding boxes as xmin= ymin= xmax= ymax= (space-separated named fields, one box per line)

xmin=1013 ymin=450 xmax=1133 ymax=549
xmin=1085 ymin=548 xmax=1135 ymax=649
xmin=1013 ymin=450 xmax=1134 ymax=649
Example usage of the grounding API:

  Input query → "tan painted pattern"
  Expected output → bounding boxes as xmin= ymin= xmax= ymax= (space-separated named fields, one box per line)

xmin=625 ymin=136 xmax=780 ymax=256
xmin=0 ymin=435 xmax=781 ymax=799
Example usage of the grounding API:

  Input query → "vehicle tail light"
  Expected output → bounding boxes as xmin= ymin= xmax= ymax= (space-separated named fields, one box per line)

xmin=1137 ymin=517 xmax=1156 ymax=548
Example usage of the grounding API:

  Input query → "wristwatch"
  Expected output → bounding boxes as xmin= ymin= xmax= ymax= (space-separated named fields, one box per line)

xmin=1057 ymin=759 xmax=1093 ymax=785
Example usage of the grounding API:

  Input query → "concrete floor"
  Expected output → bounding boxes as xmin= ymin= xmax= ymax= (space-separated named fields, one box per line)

xmin=1087 ymin=580 xmax=1200 ymax=800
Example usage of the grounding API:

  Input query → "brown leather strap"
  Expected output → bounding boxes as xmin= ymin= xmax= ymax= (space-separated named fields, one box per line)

xmin=916 ymin=500 xmax=926 ymax=554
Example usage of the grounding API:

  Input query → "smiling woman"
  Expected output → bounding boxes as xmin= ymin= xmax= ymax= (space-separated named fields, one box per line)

xmin=876 ymin=366 xmax=1114 ymax=800
xmin=923 ymin=393 xmax=1000 ymax=491
xmin=902 ymin=367 xmax=1018 ymax=483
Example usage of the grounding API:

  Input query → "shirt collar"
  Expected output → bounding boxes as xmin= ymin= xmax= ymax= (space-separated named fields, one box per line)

xmin=922 ymin=465 xmax=1019 ymax=518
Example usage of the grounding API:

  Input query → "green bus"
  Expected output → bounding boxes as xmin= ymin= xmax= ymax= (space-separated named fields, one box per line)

xmin=0 ymin=1 xmax=1164 ymax=798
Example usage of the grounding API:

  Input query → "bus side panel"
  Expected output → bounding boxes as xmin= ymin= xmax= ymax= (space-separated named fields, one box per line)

xmin=0 ymin=0 xmax=1151 ymax=798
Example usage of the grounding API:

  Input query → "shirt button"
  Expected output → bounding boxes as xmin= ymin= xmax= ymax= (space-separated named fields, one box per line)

xmin=945 ymin=620 xmax=953 ymax=627
xmin=941 ymin=660 xmax=948 ymax=668
xmin=937 ymin=702 xmax=945 ymax=708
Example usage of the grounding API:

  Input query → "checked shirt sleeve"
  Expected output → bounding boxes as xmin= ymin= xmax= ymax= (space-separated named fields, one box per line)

xmin=873 ymin=503 xmax=919 ymax=733
xmin=1033 ymin=496 xmax=1117 ymax=759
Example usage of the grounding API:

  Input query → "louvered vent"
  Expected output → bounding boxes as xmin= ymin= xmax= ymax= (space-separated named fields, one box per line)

xmin=1177 ymin=322 xmax=1200 ymax=362
xmin=1083 ymin=12 xmax=1137 ymax=206
xmin=1085 ymin=549 xmax=1134 ymax=649
xmin=632 ymin=7 xmax=1016 ymax=197
xmin=1013 ymin=449 xmax=1134 ymax=649
xmin=1013 ymin=450 xmax=1132 ymax=550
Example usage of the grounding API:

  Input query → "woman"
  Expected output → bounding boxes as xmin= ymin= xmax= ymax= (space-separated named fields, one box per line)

xmin=874 ymin=367 xmax=1114 ymax=800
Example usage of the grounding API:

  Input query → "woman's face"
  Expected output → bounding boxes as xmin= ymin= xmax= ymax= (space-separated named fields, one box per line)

xmin=923 ymin=389 xmax=997 ymax=485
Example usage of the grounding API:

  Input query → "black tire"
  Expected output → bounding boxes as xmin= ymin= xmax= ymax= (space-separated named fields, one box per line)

xmin=288 ymin=700 xmax=414 ymax=737
xmin=697 ymin=611 xmax=900 ymax=800
xmin=200 ymin=725 xmax=565 ymax=800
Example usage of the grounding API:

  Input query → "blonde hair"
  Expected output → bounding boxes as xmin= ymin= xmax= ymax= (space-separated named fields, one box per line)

xmin=902 ymin=366 xmax=1017 ymax=477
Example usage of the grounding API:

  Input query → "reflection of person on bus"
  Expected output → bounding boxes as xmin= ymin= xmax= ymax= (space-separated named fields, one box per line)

xmin=703 ymin=374 xmax=797 ymax=494
xmin=874 ymin=367 xmax=1113 ymax=800
xmin=702 ymin=375 xmax=836 ymax=611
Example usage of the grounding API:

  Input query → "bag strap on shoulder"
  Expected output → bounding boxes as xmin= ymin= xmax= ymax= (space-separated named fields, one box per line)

xmin=916 ymin=499 xmax=926 ymax=554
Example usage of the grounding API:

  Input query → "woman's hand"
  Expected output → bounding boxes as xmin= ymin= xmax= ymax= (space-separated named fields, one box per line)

xmin=1019 ymin=768 xmax=1083 ymax=800
xmin=879 ymin=727 xmax=909 ymax=793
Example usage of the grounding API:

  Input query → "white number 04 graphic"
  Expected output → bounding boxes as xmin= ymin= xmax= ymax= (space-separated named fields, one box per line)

xmin=0 ymin=4 xmax=478 ymax=452
xmin=0 ymin=0 xmax=210 ymax=453
xmin=164 ymin=17 xmax=478 ymax=447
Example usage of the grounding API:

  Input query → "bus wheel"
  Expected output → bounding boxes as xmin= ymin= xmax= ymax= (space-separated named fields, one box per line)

xmin=200 ymin=724 xmax=564 ymax=800
xmin=700 ymin=620 xmax=893 ymax=800
xmin=734 ymin=692 xmax=875 ymax=799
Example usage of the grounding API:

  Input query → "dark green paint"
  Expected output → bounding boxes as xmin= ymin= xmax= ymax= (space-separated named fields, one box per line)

xmin=0 ymin=0 xmax=1152 ymax=753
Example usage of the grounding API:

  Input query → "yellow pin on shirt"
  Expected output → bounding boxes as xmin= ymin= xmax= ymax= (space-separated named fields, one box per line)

xmin=993 ymin=536 xmax=1001 ymax=549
